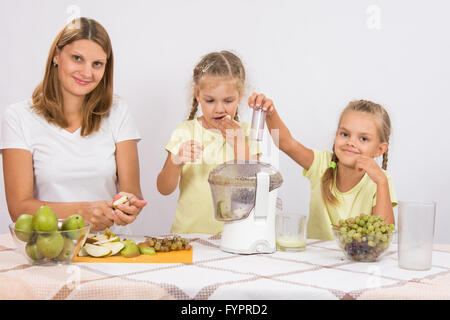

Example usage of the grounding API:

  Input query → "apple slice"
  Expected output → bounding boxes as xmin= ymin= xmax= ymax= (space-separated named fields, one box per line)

xmin=100 ymin=242 xmax=125 ymax=256
xmin=83 ymin=243 xmax=112 ymax=258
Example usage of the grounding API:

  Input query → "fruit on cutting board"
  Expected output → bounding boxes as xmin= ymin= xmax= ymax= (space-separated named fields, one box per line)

xmin=144 ymin=235 xmax=192 ymax=252
xmin=101 ymin=242 xmax=125 ymax=255
xmin=137 ymin=242 xmax=156 ymax=255
xmin=121 ymin=240 xmax=140 ymax=258
xmin=78 ymin=231 xmax=194 ymax=258
xmin=83 ymin=243 xmax=112 ymax=257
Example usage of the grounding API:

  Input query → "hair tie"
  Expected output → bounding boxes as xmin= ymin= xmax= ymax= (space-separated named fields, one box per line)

xmin=329 ymin=161 xmax=337 ymax=169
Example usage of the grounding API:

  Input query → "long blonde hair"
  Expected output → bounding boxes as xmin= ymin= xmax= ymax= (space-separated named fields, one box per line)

xmin=31 ymin=17 xmax=114 ymax=136
xmin=321 ymin=100 xmax=392 ymax=206
xmin=188 ymin=51 xmax=246 ymax=121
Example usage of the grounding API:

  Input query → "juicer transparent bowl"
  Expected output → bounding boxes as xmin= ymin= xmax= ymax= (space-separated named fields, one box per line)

xmin=208 ymin=160 xmax=283 ymax=221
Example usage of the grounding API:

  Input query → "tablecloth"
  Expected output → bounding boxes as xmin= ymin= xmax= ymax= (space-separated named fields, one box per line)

xmin=1 ymin=233 xmax=449 ymax=300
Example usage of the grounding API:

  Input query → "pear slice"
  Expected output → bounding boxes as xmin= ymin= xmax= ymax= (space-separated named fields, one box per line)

xmin=113 ymin=195 xmax=129 ymax=209
xmin=100 ymin=242 xmax=125 ymax=256
xmin=94 ymin=236 xmax=120 ymax=245
xmin=83 ymin=243 xmax=112 ymax=258
xmin=92 ymin=234 xmax=109 ymax=242
xmin=77 ymin=246 xmax=89 ymax=257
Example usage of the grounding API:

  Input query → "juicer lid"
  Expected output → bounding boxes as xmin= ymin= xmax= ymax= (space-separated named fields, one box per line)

xmin=208 ymin=160 xmax=283 ymax=191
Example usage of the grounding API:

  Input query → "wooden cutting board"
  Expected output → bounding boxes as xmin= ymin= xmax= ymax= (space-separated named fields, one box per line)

xmin=71 ymin=246 xmax=193 ymax=263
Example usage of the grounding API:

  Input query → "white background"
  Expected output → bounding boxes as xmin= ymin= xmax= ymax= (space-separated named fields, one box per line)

xmin=1 ymin=0 xmax=449 ymax=242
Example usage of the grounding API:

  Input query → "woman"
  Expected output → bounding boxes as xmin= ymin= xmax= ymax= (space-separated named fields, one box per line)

xmin=1 ymin=17 xmax=147 ymax=230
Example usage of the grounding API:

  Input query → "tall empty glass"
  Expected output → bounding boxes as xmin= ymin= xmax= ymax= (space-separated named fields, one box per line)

xmin=398 ymin=201 xmax=436 ymax=271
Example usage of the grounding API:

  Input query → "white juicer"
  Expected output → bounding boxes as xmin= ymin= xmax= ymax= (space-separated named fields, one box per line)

xmin=208 ymin=161 xmax=283 ymax=254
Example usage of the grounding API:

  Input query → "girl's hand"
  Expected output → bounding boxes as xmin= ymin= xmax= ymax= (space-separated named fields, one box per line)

xmin=248 ymin=93 xmax=275 ymax=116
xmin=355 ymin=155 xmax=387 ymax=185
xmin=217 ymin=116 xmax=246 ymax=147
xmin=171 ymin=140 xmax=203 ymax=166
xmin=83 ymin=201 xmax=116 ymax=231
xmin=110 ymin=192 xmax=147 ymax=226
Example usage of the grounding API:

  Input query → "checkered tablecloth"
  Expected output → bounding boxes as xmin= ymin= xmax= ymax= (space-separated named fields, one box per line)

xmin=1 ymin=233 xmax=449 ymax=300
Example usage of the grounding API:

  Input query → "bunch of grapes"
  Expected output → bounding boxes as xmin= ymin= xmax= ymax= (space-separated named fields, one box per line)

xmin=144 ymin=235 xmax=192 ymax=253
xmin=332 ymin=214 xmax=395 ymax=262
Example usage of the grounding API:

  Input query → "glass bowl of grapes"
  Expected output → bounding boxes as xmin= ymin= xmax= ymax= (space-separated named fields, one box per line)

xmin=332 ymin=214 xmax=396 ymax=262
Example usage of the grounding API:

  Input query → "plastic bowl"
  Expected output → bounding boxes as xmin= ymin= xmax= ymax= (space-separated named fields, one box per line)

xmin=332 ymin=228 xmax=395 ymax=262
xmin=9 ymin=219 xmax=91 ymax=265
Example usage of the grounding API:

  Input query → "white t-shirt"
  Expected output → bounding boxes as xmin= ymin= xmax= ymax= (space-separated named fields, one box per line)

xmin=0 ymin=95 xmax=141 ymax=203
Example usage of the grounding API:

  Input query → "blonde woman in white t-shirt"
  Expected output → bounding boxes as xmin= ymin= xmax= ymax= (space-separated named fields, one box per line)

xmin=0 ymin=18 xmax=147 ymax=231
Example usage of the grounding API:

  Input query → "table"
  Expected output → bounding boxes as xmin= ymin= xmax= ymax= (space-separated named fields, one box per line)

xmin=1 ymin=233 xmax=449 ymax=300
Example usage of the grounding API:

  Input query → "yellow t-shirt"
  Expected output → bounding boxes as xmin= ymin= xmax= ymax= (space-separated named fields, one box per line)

xmin=303 ymin=150 xmax=397 ymax=240
xmin=166 ymin=119 xmax=260 ymax=234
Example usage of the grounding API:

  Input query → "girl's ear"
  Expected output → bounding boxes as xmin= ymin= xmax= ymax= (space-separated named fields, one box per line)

xmin=375 ymin=142 xmax=389 ymax=158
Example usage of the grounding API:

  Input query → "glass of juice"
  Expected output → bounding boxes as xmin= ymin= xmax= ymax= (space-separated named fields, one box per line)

xmin=276 ymin=213 xmax=307 ymax=252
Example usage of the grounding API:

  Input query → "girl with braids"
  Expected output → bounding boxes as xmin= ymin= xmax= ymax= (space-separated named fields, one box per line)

xmin=248 ymin=96 xmax=396 ymax=240
xmin=157 ymin=51 xmax=260 ymax=234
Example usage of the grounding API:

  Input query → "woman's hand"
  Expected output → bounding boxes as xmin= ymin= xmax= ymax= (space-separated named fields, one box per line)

xmin=82 ymin=201 xmax=116 ymax=231
xmin=171 ymin=140 xmax=203 ymax=166
xmin=248 ymin=93 xmax=275 ymax=115
xmin=111 ymin=192 xmax=147 ymax=226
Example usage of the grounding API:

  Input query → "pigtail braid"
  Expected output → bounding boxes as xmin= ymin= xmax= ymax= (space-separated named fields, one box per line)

xmin=188 ymin=97 xmax=199 ymax=120
xmin=321 ymin=152 xmax=339 ymax=206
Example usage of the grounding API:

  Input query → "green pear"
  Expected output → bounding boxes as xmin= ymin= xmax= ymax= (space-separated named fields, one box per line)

xmin=57 ymin=238 xmax=75 ymax=261
xmin=25 ymin=242 xmax=44 ymax=261
xmin=61 ymin=214 xmax=85 ymax=240
xmin=36 ymin=232 xmax=64 ymax=259
xmin=32 ymin=206 xmax=58 ymax=232
xmin=120 ymin=240 xmax=140 ymax=258
xmin=138 ymin=242 xmax=156 ymax=255
xmin=14 ymin=214 xmax=34 ymax=242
